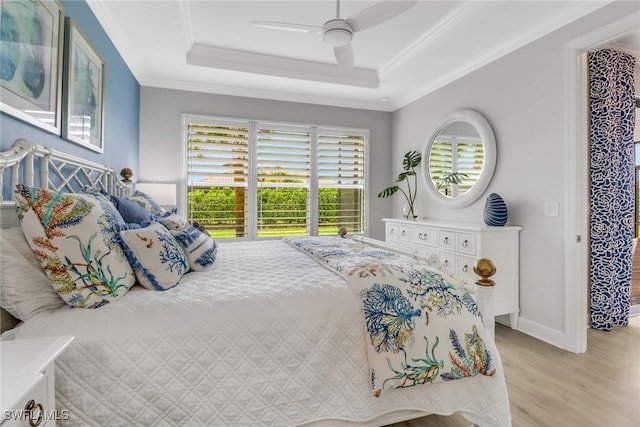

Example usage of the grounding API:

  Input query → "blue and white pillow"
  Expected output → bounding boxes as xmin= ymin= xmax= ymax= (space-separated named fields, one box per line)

xmin=127 ymin=190 xmax=167 ymax=216
xmin=159 ymin=212 xmax=190 ymax=231
xmin=111 ymin=195 xmax=155 ymax=224
xmin=118 ymin=222 xmax=189 ymax=290
xmin=170 ymin=226 xmax=217 ymax=271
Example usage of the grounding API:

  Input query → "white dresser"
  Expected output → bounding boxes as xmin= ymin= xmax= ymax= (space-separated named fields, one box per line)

xmin=383 ymin=218 xmax=522 ymax=328
xmin=1 ymin=336 xmax=74 ymax=426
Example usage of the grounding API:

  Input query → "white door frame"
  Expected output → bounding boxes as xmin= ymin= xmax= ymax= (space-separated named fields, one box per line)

xmin=564 ymin=12 xmax=640 ymax=354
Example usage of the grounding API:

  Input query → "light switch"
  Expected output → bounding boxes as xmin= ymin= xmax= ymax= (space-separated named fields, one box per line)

xmin=544 ymin=202 xmax=559 ymax=217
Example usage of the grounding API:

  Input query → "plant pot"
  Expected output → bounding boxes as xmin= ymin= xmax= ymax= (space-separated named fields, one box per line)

xmin=402 ymin=201 xmax=418 ymax=220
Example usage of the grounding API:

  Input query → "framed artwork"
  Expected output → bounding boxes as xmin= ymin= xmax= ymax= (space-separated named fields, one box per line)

xmin=63 ymin=18 xmax=104 ymax=153
xmin=0 ymin=0 xmax=64 ymax=134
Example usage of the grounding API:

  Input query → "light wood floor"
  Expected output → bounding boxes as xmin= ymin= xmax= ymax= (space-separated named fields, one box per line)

xmin=387 ymin=315 xmax=640 ymax=427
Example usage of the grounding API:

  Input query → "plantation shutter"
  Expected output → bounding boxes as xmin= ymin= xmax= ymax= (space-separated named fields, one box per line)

xmin=317 ymin=129 xmax=365 ymax=233
xmin=429 ymin=140 xmax=454 ymax=195
xmin=428 ymin=138 xmax=483 ymax=197
xmin=456 ymin=142 xmax=484 ymax=196
xmin=186 ymin=121 xmax=249 ymax=238
xmin=256 ymin=124 xmax=311 ymax=238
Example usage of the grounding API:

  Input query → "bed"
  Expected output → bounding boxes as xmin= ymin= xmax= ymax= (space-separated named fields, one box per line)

xmin=0 ymin=139 xmax=511 ymax=426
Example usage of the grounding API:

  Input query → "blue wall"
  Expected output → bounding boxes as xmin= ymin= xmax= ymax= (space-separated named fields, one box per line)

xmin=0 ymin=0 xmax=139 ymax=176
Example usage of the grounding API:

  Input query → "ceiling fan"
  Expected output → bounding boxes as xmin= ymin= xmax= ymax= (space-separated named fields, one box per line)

xmin=251 ymin=0 xmax=418 ymax=72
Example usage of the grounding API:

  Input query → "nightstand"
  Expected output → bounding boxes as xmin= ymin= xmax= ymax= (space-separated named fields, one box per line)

xmin=1 ymin=336 xmax=74 ymax=426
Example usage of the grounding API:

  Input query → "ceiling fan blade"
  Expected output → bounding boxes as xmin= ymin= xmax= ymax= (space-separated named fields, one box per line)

xmin=347 ymin=0 xmax=417 ymax=33
xmin=334 ymin=44 xmax=354 ymax=72
xmin=251 ymin=21 xmax=322 ymax=33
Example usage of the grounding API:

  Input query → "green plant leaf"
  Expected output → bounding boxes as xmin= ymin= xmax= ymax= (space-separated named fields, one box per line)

xmin=396 ymin=171 xmax=416 ymax=182
xmin=378 ymin=186 xmax=400 ymax=198
xmin=402 ymin=150 xmax=422 ymax=171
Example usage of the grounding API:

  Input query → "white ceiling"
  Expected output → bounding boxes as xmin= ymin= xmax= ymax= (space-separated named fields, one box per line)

xmin=87 ymin=0 xmax=624 ymax=112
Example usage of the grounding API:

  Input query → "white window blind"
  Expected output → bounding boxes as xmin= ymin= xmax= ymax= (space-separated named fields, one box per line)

xmin=429 ymin=139 xmax=483 ymax=197
xmin=317 ymin=129 xmax=365 ymax=234
xmin=256 ymin=125 xmax=311 ymax=238
xmin=184 ymin=115 xmax=368 ymax=240
xmin=186 ymin=121 xmax=249 ymax=238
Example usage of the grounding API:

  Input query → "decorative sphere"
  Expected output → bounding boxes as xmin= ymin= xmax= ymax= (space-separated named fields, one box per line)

xmin=473 ymin=258 xmax=496 ymax=286
xmin=120 ymin=168 xmax=133 ymax=182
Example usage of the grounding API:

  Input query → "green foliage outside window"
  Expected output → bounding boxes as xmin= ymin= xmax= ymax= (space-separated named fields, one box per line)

xmin=187 ymin=187 xmax=357 ymax=238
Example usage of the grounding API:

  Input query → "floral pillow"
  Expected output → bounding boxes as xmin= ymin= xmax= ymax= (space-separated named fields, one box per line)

xmin=14 ymin=185 xmax=135 ymax=308
xmin=117 ymin=221 xmax=189 ymax=290
xmin=170 ymin=225 xmax=218 ymax=271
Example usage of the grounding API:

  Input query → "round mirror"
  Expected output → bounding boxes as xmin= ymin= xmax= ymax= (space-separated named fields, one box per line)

xmin=421 ymin=109 xmax=496 ymax=208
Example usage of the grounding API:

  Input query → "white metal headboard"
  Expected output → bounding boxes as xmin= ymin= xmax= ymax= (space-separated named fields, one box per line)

xmin=1 ymin=138 xmax=131 ymax=203
xmin=0 ymin=138 xmax=131 ymax=228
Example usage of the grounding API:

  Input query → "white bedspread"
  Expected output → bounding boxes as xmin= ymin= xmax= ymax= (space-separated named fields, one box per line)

xmin=14 ymin=240 xmax=510 ymax=426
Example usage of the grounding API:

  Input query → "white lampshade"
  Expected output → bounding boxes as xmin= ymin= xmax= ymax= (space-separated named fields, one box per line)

xmin=135 ymin=183 xmax=177 ymax=206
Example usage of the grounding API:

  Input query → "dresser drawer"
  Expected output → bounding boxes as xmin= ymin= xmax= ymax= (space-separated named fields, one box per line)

xmin=3 ymin=374 xmax=52 ymax=427
xmin=439 ymin=251 xmax=455 ymax=272
xmin=456 ymin=232 xmax=477 ymax=255
xmin=387 ymin=223 xmax=410 ymax=243
xmin=438 ymin=230 xmax=455 ymax=250
xmin=456 ymin=254 xmax=477 ymax=280
xmin=413 ymin=245 xmax=438 ymax=260
xmin=411 ymin=225 xmax=437 ymax=247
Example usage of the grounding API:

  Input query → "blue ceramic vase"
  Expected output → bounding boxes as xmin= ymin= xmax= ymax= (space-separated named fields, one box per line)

xmin=483 ymin=193 xmax=508 ymax=226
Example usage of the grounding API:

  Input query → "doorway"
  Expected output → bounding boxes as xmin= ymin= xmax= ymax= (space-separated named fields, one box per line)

xmin=565 ymin=12 xmax=640 ymax=354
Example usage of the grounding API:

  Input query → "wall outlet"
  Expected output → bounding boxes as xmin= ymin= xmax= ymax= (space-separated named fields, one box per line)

xmin=544 ymin=202 xmax=559 ymax=217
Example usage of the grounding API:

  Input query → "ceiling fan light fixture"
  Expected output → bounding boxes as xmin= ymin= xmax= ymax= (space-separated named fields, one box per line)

xmin=322 ymin=19 xmax=353 ymax=47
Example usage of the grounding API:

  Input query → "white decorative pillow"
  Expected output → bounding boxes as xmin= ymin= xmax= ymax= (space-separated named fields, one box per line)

xmin=0 ymin=227 xmax=65 ymax=321
xmin=127 ymin=190 xmax=166 ymax=216
xmin=159 ymin=213 xmax=190 ymax=231
xmin=14 ymin=185 xmax=136 ymax=308
xmin=170 ymin=226 xmax=218 ymax=271
xmin=118 ymin=222 xmax=189 ymax=290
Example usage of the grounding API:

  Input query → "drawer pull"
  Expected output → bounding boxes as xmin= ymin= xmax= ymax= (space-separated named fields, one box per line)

xmin=443 ymin=260 xmax=449 ymax=267
xmin=443 ymin=237 xmax=449 ymax=244
xmin=419 ymin=232 xmax=427 ymax=240
xmin=401 ymin=230 xmax=406 ymax=237
xmin=24 ymin=399 xmax=44 ymax=427
xmin=462 ymin=265 xmax=469 ymax=273
xmin=390 ymin=228 xmax=395 ymax=234
xmin=462 ymin=239 xmax=469 ymax=248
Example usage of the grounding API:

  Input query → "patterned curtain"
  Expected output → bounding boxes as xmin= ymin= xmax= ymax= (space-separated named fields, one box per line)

xmin=589 ymin=49 xmax=636 ymax=330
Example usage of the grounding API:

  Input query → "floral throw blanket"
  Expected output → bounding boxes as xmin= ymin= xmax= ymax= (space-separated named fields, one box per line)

xmin=284 ymin=236 xmax=497 ymax=397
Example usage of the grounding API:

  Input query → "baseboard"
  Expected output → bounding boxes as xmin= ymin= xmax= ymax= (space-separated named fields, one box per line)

xmin=515 ymin=317 xmax=566 ymax=350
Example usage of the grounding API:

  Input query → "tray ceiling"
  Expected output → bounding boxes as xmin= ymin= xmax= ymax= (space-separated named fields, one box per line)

xmin=87 ymin=0 xmax=617 ymax=111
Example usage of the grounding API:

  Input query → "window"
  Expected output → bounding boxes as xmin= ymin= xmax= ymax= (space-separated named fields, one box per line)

xmin=317 ymin=129 xmax=365 ymax=234
xmin=186 ymin=120 xmax=249 ymax=238
xmin=256 ymin=125 xmax=311 ymax=238
xmin=185 ymin=116 xmax=367 ymax=240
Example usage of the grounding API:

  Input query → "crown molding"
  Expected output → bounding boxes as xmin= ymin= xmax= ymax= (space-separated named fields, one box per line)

xmin=176 ymin=0 xmax=195 ymax=53
xmin=142 ymin=77 xmax=392 ymax=112
xmin=85 ymin=0 xmax=143 ymax=78
xmin=378 ymin=1 xmax=479 ymax=79
xmin=390 ymin=0 xmax=614 ymax=109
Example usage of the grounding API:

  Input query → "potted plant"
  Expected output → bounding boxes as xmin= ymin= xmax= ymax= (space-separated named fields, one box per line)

xmin=378 ymin=150 xmax=421 ymax=219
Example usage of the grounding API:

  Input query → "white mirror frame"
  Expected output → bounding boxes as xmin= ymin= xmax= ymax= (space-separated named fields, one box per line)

xmin=421 ymin=108 xmax=497 ymax=208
